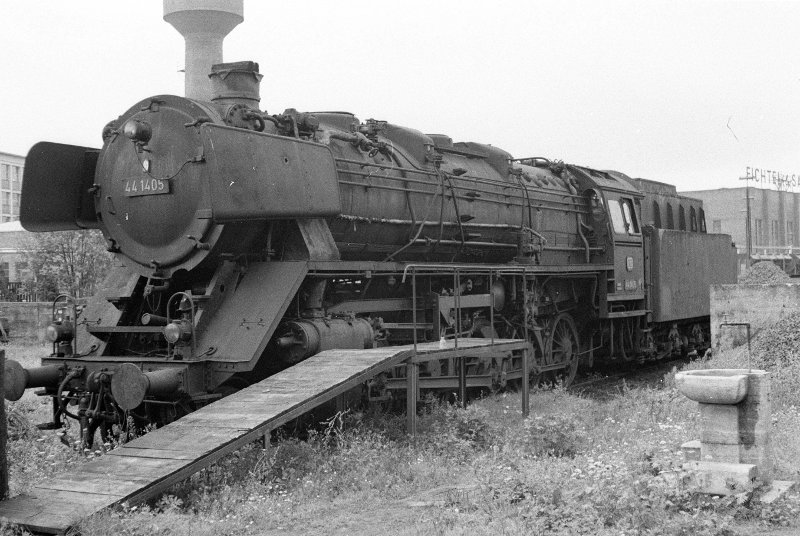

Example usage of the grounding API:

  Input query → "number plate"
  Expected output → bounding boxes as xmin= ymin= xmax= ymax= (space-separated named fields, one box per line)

xmin=123 ymin=177 xmax=170 ymax=197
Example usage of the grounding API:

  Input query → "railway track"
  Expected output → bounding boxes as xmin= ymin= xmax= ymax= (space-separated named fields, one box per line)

xmin=568 ymin=354 xmax=696 ymax=398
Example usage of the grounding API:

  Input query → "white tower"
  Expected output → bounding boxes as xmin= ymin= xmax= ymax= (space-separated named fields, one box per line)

xmin=163 ymin=0 xmax=244 ymax=101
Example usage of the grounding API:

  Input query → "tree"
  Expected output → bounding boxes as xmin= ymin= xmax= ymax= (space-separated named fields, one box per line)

xmin=22 ymin=230 xmax=113 ymax=300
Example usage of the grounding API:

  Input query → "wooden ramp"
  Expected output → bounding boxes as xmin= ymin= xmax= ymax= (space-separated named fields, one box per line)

xmin=0 ymin=338 xmax=528 ymax=534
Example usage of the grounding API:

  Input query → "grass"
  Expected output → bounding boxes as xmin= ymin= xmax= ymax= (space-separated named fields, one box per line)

xmin=0 ymin=339 xmax=799 ymax=535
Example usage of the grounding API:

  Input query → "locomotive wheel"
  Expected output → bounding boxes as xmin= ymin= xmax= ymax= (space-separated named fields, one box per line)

xmin=545 ymin=313 xmax=579 ymax=387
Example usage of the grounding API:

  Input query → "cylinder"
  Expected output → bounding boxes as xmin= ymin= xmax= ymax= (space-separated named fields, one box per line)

xmin=275 ymin=318 xmax=374 ymax=363
xmin=141 ymin=313 xmax=169 ymax=326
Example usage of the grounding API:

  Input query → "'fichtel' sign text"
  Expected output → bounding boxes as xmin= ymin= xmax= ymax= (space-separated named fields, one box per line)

xmin=744 ymin=167 xmax=798 ymax=190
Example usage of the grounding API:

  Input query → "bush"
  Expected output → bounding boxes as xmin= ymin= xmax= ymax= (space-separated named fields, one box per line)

xmin=420 ymin=401 xmax=496 ymax=459
xmin=517 ymin=413 xmax=585 ymax=458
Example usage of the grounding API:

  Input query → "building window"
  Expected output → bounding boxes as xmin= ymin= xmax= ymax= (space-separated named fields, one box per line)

xmin=712 ymin=219 xmax=722 ymax=233
xmin=754 ymin=219 xmax=763 ymax=245
xmin=771 ymin=220 xmax=779 ymax=245
xmin=678 ymin=205 xmax=686 ymax=231
xmin=788 ymin=221 xmax=795 ymax=246
xmin=651 ymin=201 xmax=661 ymax=227
xmin=14 ymin=262 xmax=28 ymax=283
xmin=698 ymin=208 xmax=706 ymax=232
xmin=1 ymin=165 xmax=8 ymax=189
xmin=689 ymin=206 xmax=698 ymax=232
xmin=666 ymin=203 xmax=674 ymax=229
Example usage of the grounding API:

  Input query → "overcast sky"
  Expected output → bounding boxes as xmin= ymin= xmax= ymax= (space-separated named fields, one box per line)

xmin=1 ymin=0 xmax=799 ymax=192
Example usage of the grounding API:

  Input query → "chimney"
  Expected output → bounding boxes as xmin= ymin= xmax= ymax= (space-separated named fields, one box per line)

xmin=163 ymin=0 xmax=244 ymax=101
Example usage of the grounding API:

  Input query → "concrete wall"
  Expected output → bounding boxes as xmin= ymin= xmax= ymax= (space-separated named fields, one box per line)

xmin=0 ymin=302 xmax=51 ymax=340
xmin=710 ymin=283 xmax=800 ymax=352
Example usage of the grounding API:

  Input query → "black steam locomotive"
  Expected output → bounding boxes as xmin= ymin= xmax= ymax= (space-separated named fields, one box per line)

xmin=6 ymin=61 xmax=737 ymax=445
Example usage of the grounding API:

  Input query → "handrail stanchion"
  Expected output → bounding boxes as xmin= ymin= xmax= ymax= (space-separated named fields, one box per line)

xmin=454 ymin=269 xmax=460 ymax=350
xmin=489 ymin=269 xmax=495 ymax=345
xmin=406 ymin=358 xmax=418 ymax=436
xmin=412 ymin=267 xmax=418 ymax=353
xmin=522 ymin=268 xmax=530 ymax=416
xmin=407 ymin=267 xmax=418 ymax=435
xmin=521 ymin=343 xmax=530 ymax=417
xmin=455 ymin=269 xmax=467 ymax=407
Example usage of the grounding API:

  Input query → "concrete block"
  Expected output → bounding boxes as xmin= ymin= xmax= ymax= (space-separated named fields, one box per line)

xmin=738 ymin=403 xmax=771 ymax=444
xmin=697 ymin=441 xmax=773 ymax=482
xmin=744 ymin=370 xmax=771 ymax=401
xmin=711 ymin=284 xmax=800 ymax=352
xmin=681 ymin=440 xmax=701 ymax=462
xmin=740 ymin=442 xmax=773 ymax=483
xmin=700 ymin=404 xmax=740 ymax=443
xmin=683 ymin=461 xmax=759 ymax=495
xmin=701 ymin=442 xmax=740 ymax=463
xmin=760 ymin=480 xmax=795 ymax=504
xmin=701 ymin=427 xmax=769 ymax=446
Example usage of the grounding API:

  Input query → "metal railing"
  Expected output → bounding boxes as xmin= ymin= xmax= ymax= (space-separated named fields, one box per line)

xmin=400 ymin=263 xmax=533 ymax=433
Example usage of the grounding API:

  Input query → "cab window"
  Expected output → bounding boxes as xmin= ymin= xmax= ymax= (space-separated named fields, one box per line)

xmin=608 ymin=198 xmax=640 ymax=235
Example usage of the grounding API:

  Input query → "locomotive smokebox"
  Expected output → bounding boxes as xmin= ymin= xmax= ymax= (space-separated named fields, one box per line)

xmin=163 ymin=0 xmax=244 ymax=101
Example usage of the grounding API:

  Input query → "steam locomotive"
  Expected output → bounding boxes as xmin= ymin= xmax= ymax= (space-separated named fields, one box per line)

xmin=5 ymin=61 xmax=737 ymax=445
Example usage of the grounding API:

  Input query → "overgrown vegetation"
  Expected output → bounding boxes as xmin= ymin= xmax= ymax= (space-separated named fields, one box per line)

xmin=21 ymin=230 xmax=112 ymax=300
xmin=1 ymin=335 xmax=799 ymax=535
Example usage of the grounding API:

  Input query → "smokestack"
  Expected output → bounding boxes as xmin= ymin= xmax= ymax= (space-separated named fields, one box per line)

xmin=163 ymin=0 xmax=244 ymax=101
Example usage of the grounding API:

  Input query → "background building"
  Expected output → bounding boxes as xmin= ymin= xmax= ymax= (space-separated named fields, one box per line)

xmin=683 ymin=186 xmax=799 ymax=274
xmin=0 ymin=151 xmax=23 ymax=222
xmin=0 ymin=220 xmax=32 ymax=300
xmin=0 ymin=152 xmax=31 ymax=300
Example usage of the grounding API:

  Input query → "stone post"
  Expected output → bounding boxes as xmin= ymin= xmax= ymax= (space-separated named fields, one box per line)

xmin=675 ymin=368 xmax=772 ymax=494
xmin=698 ymin=370 xmax=771 ymax=482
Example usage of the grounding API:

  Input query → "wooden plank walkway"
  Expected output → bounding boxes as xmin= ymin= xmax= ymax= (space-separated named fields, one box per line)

xmin=0 ymin=338 xmax=527 ymax=534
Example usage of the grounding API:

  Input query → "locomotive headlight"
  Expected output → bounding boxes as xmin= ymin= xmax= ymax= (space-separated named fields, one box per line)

xmin=123 ymin=120 xmax=152 ymax=144
xmin=46 ymin=321 xmax=74 ymax=343
xmin=163 ymin=320 xmax=192 ymax=344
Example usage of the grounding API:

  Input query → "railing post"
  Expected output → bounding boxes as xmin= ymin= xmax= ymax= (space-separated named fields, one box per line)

xmin=489 ymin=269 xmax=495 ymax=344
xmin=521 ymin=344 xmax=530 ymax=417
xmin=458 ymin=356 xmax=467 ymax=408
xmin=522 ymin=268 xmax=530 ymax=417
xmin=411 ymin=267 xmax=418 ymax=353
xmin=453 ymin=269 xmax=460 ymax=349
xmin=406 ymin=362 xmax=418 ymax=435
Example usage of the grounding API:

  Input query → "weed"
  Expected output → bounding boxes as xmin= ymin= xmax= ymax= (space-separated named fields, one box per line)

xmin=2 ymin=339 xmax=799 ymax=535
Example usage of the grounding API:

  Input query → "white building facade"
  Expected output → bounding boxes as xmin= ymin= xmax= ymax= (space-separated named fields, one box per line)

xmin=0 ymin=151 xmax=23 ymax=222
